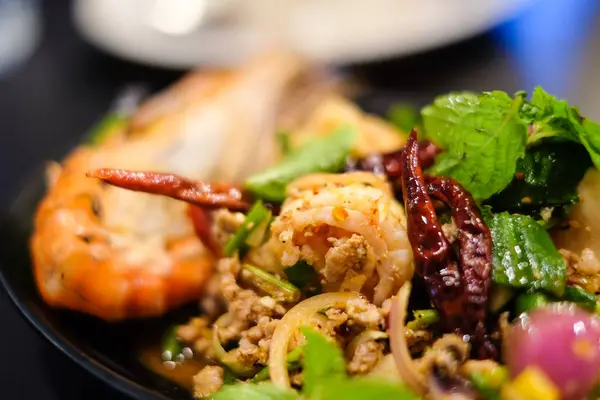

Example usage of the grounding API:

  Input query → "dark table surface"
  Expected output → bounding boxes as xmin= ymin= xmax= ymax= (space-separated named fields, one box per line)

xmin=2 ymin=1 xmax=600 ymax=399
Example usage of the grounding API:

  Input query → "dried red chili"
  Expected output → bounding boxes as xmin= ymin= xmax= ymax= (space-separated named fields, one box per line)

xmin=345 ymin=139 xmax=441 ymax=178
xmin=87 ymin=168 xmax=251 ymax=211
xmin=400 ymin=130 xmax=495 ymax=359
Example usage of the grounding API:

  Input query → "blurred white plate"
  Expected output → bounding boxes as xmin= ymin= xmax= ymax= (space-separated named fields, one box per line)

xmin=73 ymin=0 xmax=534 ymax=68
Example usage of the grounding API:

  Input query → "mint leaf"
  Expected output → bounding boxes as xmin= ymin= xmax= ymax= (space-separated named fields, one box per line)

xmin=300 ymin=326 xmax=346 ymax=397
xmin=485 ymin=141 xmax=591 ymax=214
xmin=577 ymin=118 xmax=600 ymax=168
xmin=315 ymin=378 xmax=420 ymax=400
xmin=245 ymin=125 xmax=357 ymax=202
xmin=387 ymin=103 xmax=420 ymax=132
xmin=211 ymin=383 xmax=299 ymax=400
xmin=422 ymin=91 xmax=528 ymax=200
xmin=486 ymin=212 xmax=567 ymax=296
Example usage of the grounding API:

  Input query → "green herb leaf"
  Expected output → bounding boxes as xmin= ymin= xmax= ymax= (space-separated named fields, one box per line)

xmin=485 ymin=141 xmax=591 ymax=214
xmin=387 ymin=103 xmax=420 ymax=132
xmin=315 ymin=378 xmax=420 ymax=400
xmin=223 ymin=201 xmax=272 ymax=257
xmin=486 ymin=212 xmax=567 ymax=296
xmin=84 ymin=113 xmax=128 ymax=146
xmin=277 ymin=131 xmax=292 ymax=156
xmin=300 ymin=326 xmax=346 ymax=397
xmin=284 ymin=261 xmax=321 ymax=297
xmin=514 ymin=292 xmax=550 ymax=315
xmin=422 ymin=91 xmax=528 ymax=199
xmin=211 ymin=383 xmax=299 ymax=400
xmin=559 ymin=285 xmax=598 ymax=312
xmin=245 ymin=125 xmax=357 ymax=202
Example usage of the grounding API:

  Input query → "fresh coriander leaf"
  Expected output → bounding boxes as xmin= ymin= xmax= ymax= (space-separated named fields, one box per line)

xmin=315 ymin=378 xmax=420 ymax=400
xmin=387 ymin=103 xmax=420 ymax=132
xmin=485 ymin=141 xmax=591 ymax=214
xmin=300 ymin=326 xmax=346 ymax=397
xmin=422 ymin=91 xmax=528 ymax=200
xmin=245 ymin=125 xmax=357 ymax=202
xmin=284 ymin=261 xmax=321 ymax=296
xmin=211 ymin=382 xmax=299 ymax=400
xmin=486 ymin=212 xmax=567 ymax=296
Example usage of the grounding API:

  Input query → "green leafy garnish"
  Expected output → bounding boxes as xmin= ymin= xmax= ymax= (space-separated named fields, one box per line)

xmin=241 ymin=264 xmax=301 ymax=303
xmin=526 ymin=86 xmax=600 ymax=169
xmin=223 ymin=201 xmax=272 ymax=257
xmin=405 ymin=309 xmax=439 ymax=330
xmin=277 ymin=131 xmax=292 ymax=156
xmin=283 ymin=261 xmax=321 ymax=297
xmin=314 ymin=378 xmax=420 ymax=400
xmin=559 ymin=285 xmax=598 ymax=312
xmin=514 ymin=292 xmax=550 ymax=315
xmin=485 ymin=141 xmax=591 ymax=215
xmin=387 ymin=103 xmax=420 ymax=132
xmin=300 ymin=326 xmax=347 ymax=397
xmin=84 ymin=113 xmax=128 ymax=146
xmin=422 ymin=91 xmax=528 ymax=199
xmin=211 ymin=326 xmax=418 ymax=400
xmin=160 ymin=325 xmax=184 ymax=361
xmin=251 ymin=347 xmax=303 ymax=383
xmin=245 ymin=125 xmax=357 ymax=202
xmin=211 ymin=383 xmax=299 ymax=400
xmin=486 ymin=212 xmax=567 ymax=296
xmin=469 ymin=367 xmax=508 ymax=400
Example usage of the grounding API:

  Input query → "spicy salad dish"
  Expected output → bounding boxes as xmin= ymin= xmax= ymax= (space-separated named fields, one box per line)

xmin=29 ymin=51 xmax=600 ymax=399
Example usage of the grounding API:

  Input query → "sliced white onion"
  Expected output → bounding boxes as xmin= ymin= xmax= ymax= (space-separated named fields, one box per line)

xmin=269 ymin=291 xmax=361 ymax=388
xmin=388 ymin=282 xmax=427 ymax=394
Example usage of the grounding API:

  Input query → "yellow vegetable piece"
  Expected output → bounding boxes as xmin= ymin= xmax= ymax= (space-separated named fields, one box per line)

xmin=501 ymin=366 xmax=560 ymax=400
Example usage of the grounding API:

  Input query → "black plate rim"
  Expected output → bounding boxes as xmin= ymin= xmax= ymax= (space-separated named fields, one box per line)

xmin=0 ymin=168 xmax=169 ymax=400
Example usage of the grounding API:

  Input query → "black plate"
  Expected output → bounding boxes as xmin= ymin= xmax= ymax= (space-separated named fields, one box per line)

xmin=0 ymin=89 xmax=418 ymax=399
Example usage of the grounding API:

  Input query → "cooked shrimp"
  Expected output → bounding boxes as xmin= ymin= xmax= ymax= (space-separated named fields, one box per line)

xmin=31 ymin=51 xmax=331 ymax=321
xmin=269 ymin=172 xmax=414 ymax=305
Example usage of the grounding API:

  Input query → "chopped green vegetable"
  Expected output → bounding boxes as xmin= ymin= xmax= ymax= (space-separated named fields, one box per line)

xmin=245 ymin=216 xmax=272 ymax=248
xmin=245 ymin=125 xmax=357 ymax=202
xmin=283 ymin=261 xmax=321 ymax=297
xmin=84 ymin=113 xmax=128 ymax=146
xmin=161 ymin=325 xmax=184 ymax=362
xmin=242 ymin=264 xmax=301 ymax=303
xmin=405 ymin=309 xmax=439 ymax=330
xmin=277 ymin=131 xmax=292 ymax=156
xmin=212 ymin=325 xmax=418 ymax=400
xmin=251 ymin=347 xmax=303 ymax=383
xmin=422 ymin=91 xmax=528 ymax=200
xmin=211 ymin=383 xmax=299 ymax=400
xmin=515 ymin=292 xmax=550 ymax=315
xmin=315 ymin=378 xmax=420 ymax=400
xmin=387 ymin=103 xmax=420 ymax=132
xmin=212 ymin=326 xmax=258 ymax=378
xmin=558 ymin=285 xmax=598 ymax=312
xmin=469 ymin=367 xmax=509 ymax=400
xmin=485 ymin=141 xmax=591 ymax=215
xmin=486 ymin=212 xmax=567 ymax=296
xmin=223 ymin=201 xmax=272 ymax=257
xmin=300 ymin=326 xmax=347 ymax=397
